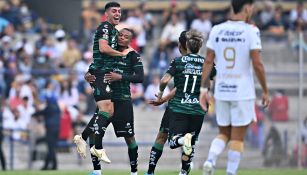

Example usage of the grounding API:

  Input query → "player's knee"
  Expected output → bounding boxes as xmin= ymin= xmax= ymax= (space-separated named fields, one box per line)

xmin=216 ymin=134 xmax=229 ymax=144
xmin=229 ymin=140 xmax=244 ymax=152
xmin=181 ymin=154 xmax=189 ymax=161
xmin=156 ymin=133 xmax=168 ymax=145
xmin=124 ymin=136 xmax=135 ymax=145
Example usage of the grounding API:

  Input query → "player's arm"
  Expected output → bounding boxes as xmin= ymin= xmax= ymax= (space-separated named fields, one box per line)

xmin=122 ymin=53 xmax=144 ymax=83
xmin=250 ymin=27 xmax=270 ymax=107
xmin=251 ymin=50 xmax=270 ymax=107
xmin=99 ymin=39 xmax=130 ymax=56
xmin=199 ymin=48 xmax=215 ymax=111
xmin=157 ymin=59 xmax=176 ymax=99
xmin=97 ymin=24 xmax=128 ymax=57
xmin=104 ymin=53 xmax=144 ymax=83
xmin=149 ymin=87 xmax=176 ymax=106
xmin=201 ymin=48 xmax=215 ymax=89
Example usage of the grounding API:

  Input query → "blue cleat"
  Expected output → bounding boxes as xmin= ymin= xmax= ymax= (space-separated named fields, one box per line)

xmin=88 ymin=171 xmax=101 ymax=175
xmin=144 ymin=173 xmax=154 ymax=175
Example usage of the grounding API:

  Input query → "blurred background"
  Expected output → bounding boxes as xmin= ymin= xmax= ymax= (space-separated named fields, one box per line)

xmin=0 ymin=0 xmax=307 ymax=172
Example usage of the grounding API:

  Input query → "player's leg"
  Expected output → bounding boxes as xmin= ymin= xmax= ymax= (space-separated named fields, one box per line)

xmin=124 ymin=136 xmax=138 ymax=175
xmin=87 ymin=134 xmax=102 ymax=175
xmin=226 ymin=100 xmax=256 ymax=175
xmin=146 ymin=107 xmax=171 ymax=175
xmin=203 ymin=100 xmax=231 ymax=175
xmin=180 ymin=115 xmax=204 ymax=175
xmin=168 ymin=112 xmax=189 ymax=150
xmin=88 ymin=75 xmax=114 ymax=162
xmin=113 ymin=100 xmax=138 ymax=175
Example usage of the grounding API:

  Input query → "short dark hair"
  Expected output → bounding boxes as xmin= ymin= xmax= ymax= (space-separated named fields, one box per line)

xmin=231 ymin=0 xmax=254 ymax=14
xmin=122 ymin=28 xmax=135 ymax=38
xmin=179 ymin=31 xmax=187 ymax=50
xmin=105 ymin=2 xmax=120 ymax=11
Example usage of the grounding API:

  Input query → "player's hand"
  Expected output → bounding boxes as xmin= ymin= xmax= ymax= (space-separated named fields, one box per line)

xmin=262 ymin=92 xmax=270 ymax=108
xmin=148 ymin=95 xmax=166 ymax=106
xmin=84 ymin=72 xmax=96 ymax=83
xmin=199 ymin=91 xmax=211 ymax=112
xmin=104 ymin=72 xmax=122 ymax=82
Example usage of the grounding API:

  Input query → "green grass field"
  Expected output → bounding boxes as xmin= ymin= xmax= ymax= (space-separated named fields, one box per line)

xmin=1 ymin=169 xmax=307 ymax=175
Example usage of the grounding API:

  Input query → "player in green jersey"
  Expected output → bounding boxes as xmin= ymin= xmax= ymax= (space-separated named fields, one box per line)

xmin=157 ymin=29 xmax=208 ymax=175
xmin=145 ymin=31 xmax=216 ymax=175
xmin=73 ymin=2 xmax=132 ymax=175
xmin=85 ymin=28 xmax=144 ymax=175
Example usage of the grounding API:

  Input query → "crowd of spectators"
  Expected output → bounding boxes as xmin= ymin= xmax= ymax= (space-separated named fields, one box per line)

xmin=0 ymin=0 xmax=306 ymax=170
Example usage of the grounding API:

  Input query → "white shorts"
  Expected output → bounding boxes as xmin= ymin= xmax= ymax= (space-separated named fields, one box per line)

xmin=215 ymin=99 xmax=256 ymax=127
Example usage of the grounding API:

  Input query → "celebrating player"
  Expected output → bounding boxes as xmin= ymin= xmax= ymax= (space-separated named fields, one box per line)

xmin=199 ymin=0 xmax=270 ymax=175
xmin=157 ymin=29 xmax=207 ymax=175
xmin=84 ymin=28 xmax=143 ymax=175
xmin=73 ymin=1 xmax=131 ymax=171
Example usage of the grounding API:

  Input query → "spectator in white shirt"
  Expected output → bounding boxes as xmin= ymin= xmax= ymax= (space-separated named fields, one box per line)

xmin=191 ymin=11 xmax=212 ymax=40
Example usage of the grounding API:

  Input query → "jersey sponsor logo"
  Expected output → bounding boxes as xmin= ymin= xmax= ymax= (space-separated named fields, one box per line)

xmin=181 ymin=56 xmax=204 ymax=63
xmin=182 ymin=63 xmax=202 ymax=75
xmin=221 ymin=37 xmax=245 ymax=43
xmin=217 ymin=82 xmax=238 ymax=93
xmin=181 ymin=93 xmax=199 ymax=104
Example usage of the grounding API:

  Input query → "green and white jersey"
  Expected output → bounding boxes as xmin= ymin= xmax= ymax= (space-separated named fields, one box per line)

xmin=111 ymin=51 xmax=144 ymax=101
xmin=89 ymin=21 xmax=119 ymax=74
xmin=167 ymin=53 xmax=206 ymax=116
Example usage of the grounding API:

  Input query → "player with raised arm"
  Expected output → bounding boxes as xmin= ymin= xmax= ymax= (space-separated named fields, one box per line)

xmin=199 ymin=0 xmax=270 ymax=175
xmin=73 ymin=1 xmax=131 ymax=171
xmin=85 ymin=28 xmax=144 ymax=175
xmin=157 ymin=29 xmax=207 ymax=175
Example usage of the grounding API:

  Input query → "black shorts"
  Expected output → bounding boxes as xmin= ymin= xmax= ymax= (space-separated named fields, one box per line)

xmin=169 ymin=112 xmax=204 ymax=142
xmin=90 ymin=73 xmax=112 ymax=101
xmin=159 ymin=106 xmax=173 ymax=133
xmin=111 ymin=100 xmax=134 ymax=138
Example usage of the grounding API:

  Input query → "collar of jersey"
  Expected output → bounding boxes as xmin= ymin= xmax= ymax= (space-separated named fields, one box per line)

xmin=187 ymin=53 xmax=199 ymax=57
xmin=227 ymin=20 xmax=246 ymax=24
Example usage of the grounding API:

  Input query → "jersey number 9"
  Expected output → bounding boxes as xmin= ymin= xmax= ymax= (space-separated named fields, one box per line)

xmin=223 ymin=47 xmax=236 ymax=69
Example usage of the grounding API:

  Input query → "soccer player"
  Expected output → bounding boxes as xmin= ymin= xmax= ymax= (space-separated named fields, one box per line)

xmin=85 ymin=28 xmax=144 ymax=175
xmin=199 ymin=0 xmax=270 ymax=175
xmin=144 ymin=31 xmax=188 ymax=175
xmin=73 ymin=1 xmax=131 ymax=166
xmin=145 ymin=31 xmax=216 ymax=175
xmin=157 ymin=29 xmax=207 ymax=175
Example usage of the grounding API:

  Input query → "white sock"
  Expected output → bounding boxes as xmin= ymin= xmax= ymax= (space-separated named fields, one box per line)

xmin=207 ymin=138 xmax=226 ymax=166
xmin=93 ymin=170 xmax=101 ymax=175
xmin=226 ymin=149 xmax=241 ymax=175
xmin=131 ymin=172 xmax=138 ymax=175
xmin=178 ymin=137 xmax=184 ymax=145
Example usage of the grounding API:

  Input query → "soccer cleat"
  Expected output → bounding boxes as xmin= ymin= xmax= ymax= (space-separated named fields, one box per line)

xmin=73 ymin=135 xmax=87 ymax=158
xmin=131 ymin=172 xmax=138 ymax=175
xmin=183 ymin=133 xmax=192 ymax=155
xmin=203 ymin=160 xmax=214 ymax=175
xmin=90 ymin=146 xmax=111 ymax=164
xmin=88 ymin=171 xmax=101 ymax=175
xmin=144 ymin=173 xmax=154 ymax=175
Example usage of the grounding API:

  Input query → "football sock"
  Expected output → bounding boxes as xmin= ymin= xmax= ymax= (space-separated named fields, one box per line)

xmin=170 ymin=135 xmax=183 ymax=149
xmin=127 ymin=141 xmax=138 ymax=173
xmin=81 ymin=113 xmax=98 ymax=141
xmin=147 ymin=142 xmax=164 ymax=174
xmin=207 ymin=137 xmax=227 ymax=166
xmin=181 ymin=145 xmax=194 ymax=173
xmin=94 ymin=111 xmax=110 ymax=149
xmin=226 ymin=149 xmax=241 ymax=175
xmin=89 ymin=140 xmax=101 ymax=170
